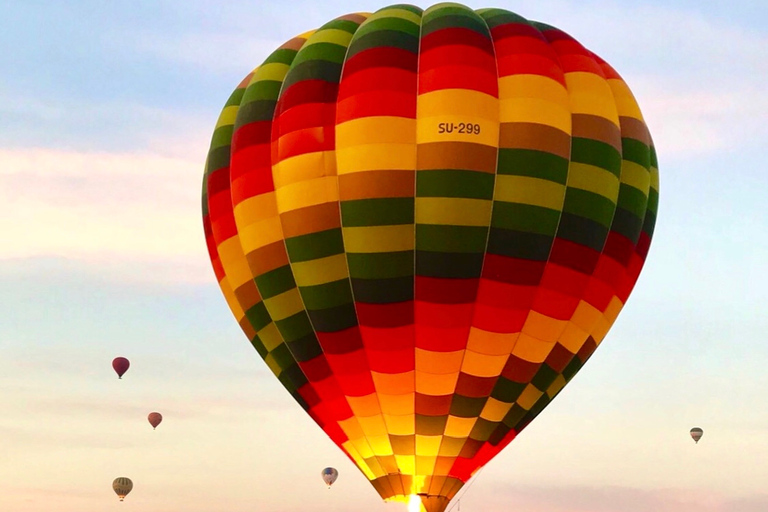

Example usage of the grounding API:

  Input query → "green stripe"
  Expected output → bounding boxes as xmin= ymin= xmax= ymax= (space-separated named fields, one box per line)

xmin=615 ymin=183 xmax=648 ymax=220
xmin=416 ymin=225 xmax=488 ymax=253
xmin=291 ymin=42 xmax=349 ymax=67
xmin=422 ymin=12 xmax=490 ymax=37
xmin=571 ymin=138 xmax=622 ymax=177
xmin=284 ymin=229 xmax=344 ymax=263
xmin=476 ymin=8 xmax=529 ymax=28
xmin=299 ymin=280 xmax=354 ymax=310
xmin=562 ymin=188 xmax=616 ymax=228
xmin=263 ymin=48 xmax=299 ymax=65
xmin=256 ymin=265 xmax=297 ymax=299
xmin=417 ymin=170 xmax=494 ymax=199
xmin=497 ymin=148 xmax=569 ymax=183
xmin=347 ymin=30 xmax=419 ymax=58
xmin=491 ymin=202 xmax=560 ymax=235
xmin=621 ymin=138 xmax=651 ymax=167
xmin=354 ymin=16 xmax=420 ymax=39
xmin=341 ymin=198 xmax=414 ymax=226
xmin=347 ymin=251 xmax=414 ymax=279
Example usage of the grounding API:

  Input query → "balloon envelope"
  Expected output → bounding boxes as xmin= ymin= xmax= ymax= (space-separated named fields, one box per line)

xmin=148 ymin=412 xmax=163 ymax=429
xmin=112 ymin=357 xmax=130 ymax=379
xmin=202 ymin=4 xmax=658 ymax=512
xmin=690 ymin=427 xmax=703 ymax=443
xmin=112 ymin=477 xmax=133 ymax=501
xmin=322 ymin=467 xmax=339 ymax=488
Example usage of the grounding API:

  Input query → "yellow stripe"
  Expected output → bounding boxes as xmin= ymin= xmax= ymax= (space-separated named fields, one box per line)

xmin=499 ymin=98 xmax=571 ymax=133
xmin=336 ymin=143 xmax=416 ymax=174
xmin=522 ymin=311 xmax=568 ymax=343
xmin=394 ymin=455 xmax=416 ymax=474
xmin=567 ymin=162 xmax=620 ymax=201
xmin=516 ymin=383 xmax=544 ymax=410
xmin=217 ymin=237 xmax=253 ymax=288
xmin=264 ymin=353 xmax=282 ymax=376
xmin=546 ymin=374 xmax=567 ymax=399
xmin=218 ymin=277 xmax=245 ymax=321
xmin=494 ymin=175 xmax=565 ymax=210
xmin=570 ymin=300 xmax=602 ymax=332
xmin=466 ymin=327 xmax=518 ymax=356
xmin=273 ymin=151 xmax=329 ymax=189
xmin=336 ymin=116 xmax=415 ymax=148
xmin=370 ymin=8 xmax=421 ymax=25
xmin=379 ymin=393 xmax=414 ymax=416
xmin=499 ymin=74 xmax=570 ymax=109
xmin=480 ymin=397 xmax=513 ymax=422
xmin=342 ymin=225 xmax=414 ymax=253
xmin=415 ymin=370 xmax=458 ymax=395
xmin=304 ymin=28 xmax=354 ymax=46
xmin=415 ymin=434 xmax=441 ymax=454
xmin=290 ymin=253 xmax=348 ymax=286
xmin=418 ymin=89 xmax=499 ymax=119
xmin=358 ymin=414 xmax=389 ymax=436
xmin=368 ymin=434 xmax=394 ymax=456
xmin=215 ymin=106 xmax=238 ymax=129
xmin=510 ymin=333 xmax=554 ymax=363
xmin=238 ymin=216 xmax=284 ymax=253
xmin=565 ymin=72 xmax=620 ymax=125
xmin=558 ymin=322 xmax=588 ymax=354
xmin=257 ymin=323 xmax=284 ymax=352
xmin=383 ymin=413 xmax=415 ymax=435
xmin=275 ymin=175 xmax=339 ymax=212
xmin=297 ymin=29 xmax=316 ymax=40
xmin=262 ymin=288 xmax=305 ymax=321
xmin=460 ymin=350 xmax=508 ymax=377
xmin=620 ymin=160 xmax=651 ymax=193
xmin=607 ymin=79 xmax=644 ymax=121
xmin=253 ymin=62 xmax=290 ymax=82
xmin=443 ymin=415 xmax=476 ymax=439
xmin=650 ymin=167 xmax=660 ymax=191
xmin=415 ymin=197 xmax=492 ymax=226
xmin=234 ymin=192 xmax=279 ymax=227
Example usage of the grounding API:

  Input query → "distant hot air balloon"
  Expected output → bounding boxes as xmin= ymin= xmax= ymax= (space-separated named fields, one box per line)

xmin=112 ymin=357 xmax=130 ymax=379
xmin=690 ymin=427 xmax=703 ymax=444
xmin=148 ymin=412 xmax=163 ymax=430
xmin=322 ymin=467 xmax=339 ymax=488
xmin=113 ymin=477 xmax=133 ymax=501
xmin=202 ymin=4 xmax=659 ymax=512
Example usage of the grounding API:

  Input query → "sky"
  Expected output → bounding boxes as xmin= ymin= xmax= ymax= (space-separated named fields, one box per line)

xmin=1 ymin=0 xmax=767 ymax=511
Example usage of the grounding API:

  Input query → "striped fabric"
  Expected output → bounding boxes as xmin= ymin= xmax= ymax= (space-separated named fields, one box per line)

xmin=202 ymin=4 xmax=658 ymax=512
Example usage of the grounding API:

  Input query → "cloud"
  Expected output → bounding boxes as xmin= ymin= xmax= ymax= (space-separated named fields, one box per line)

xmin=0 ymin=147 xmax=212 ymax=283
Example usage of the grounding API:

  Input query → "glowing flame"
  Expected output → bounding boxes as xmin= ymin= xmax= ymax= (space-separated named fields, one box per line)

xmin=407 ymin=494 xmax=422 ymax=512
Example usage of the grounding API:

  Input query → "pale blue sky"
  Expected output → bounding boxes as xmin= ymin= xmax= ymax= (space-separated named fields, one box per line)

xmin=1 ymin=1 xmax=767 ymax=511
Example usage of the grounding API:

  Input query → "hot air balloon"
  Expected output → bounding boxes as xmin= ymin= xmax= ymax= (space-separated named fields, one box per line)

xmin=690 ymin=427 xmax=703 ymax=444
xmin=148 ymin=412 xmax=163 ymax=430
xmin=113 ymin=477 xmax=133 ymax=501
xmin=202 ymin=4 xmax=658 ymax=512
xmin=112 ymin=357 xmax=130 ymax=379
xmin=322 ymin=467 xmax=339 ymax=488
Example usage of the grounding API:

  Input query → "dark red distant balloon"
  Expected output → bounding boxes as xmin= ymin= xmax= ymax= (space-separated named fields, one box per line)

xmin=148 ymin=412 xmax=162 ymax=430
xmin=112 ymin=357 xmax=130 ymax=379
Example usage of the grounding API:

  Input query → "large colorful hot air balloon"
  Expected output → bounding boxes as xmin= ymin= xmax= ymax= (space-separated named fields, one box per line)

xmin=322 ymin=467 xmax=339 ymax=488
xmin=112 ymin=477 xmax=133 ymax=501
xmin=112 ymin=357 xmax=130 ymax=379
xmin=202 ymin=4 xmax=658 ymax=512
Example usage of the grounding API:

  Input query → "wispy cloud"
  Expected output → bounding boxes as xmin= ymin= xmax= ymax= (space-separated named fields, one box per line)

xmin=0 ymin=147 xmax=211 ymax=283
